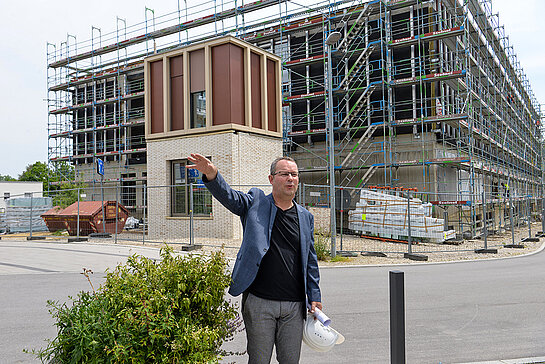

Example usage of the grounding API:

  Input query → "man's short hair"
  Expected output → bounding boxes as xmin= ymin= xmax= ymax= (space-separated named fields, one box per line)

xmin=270 ymin=157 xmax=297 ymax=175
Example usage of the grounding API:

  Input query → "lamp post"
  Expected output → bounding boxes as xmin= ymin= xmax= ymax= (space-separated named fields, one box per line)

xmin=325 ymin=31 xmax=341 ymax=257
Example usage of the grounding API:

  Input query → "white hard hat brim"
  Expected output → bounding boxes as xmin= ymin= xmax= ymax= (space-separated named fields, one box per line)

xmin=330 ymin=326 xmax=345 ymax=345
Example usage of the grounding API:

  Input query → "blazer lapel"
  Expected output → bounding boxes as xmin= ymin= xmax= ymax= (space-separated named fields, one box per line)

xmin=267 ymin=194 xmax=277 ymax=240
xmin=296 ymin=204 xmax=310 ymax=266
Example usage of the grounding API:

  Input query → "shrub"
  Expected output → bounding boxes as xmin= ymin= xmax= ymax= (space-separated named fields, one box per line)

xmin=28 ymin=247 xmax=242 ymax=363
xmin=314 ymin=230 xmax=331 ymax=261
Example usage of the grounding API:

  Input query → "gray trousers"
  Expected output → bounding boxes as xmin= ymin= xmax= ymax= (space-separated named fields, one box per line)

xmin=242 ymin=292 xmax=305 ymax=364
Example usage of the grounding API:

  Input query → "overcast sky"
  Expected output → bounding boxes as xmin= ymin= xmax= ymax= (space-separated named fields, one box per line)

xmin=0 ymin=0 xmax=543 ymax=178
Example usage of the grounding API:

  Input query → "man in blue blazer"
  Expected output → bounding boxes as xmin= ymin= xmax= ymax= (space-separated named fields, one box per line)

xmin=188 ymin=153 xmax=322 ymax=364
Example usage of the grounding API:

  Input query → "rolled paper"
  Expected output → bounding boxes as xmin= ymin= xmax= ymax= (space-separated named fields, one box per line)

xmin=306 ymin=304 xmax=331 ymax=326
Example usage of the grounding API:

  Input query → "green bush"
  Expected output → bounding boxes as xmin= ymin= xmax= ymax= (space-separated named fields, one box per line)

xmin=28 ymin=247 xmax=241 ymax=363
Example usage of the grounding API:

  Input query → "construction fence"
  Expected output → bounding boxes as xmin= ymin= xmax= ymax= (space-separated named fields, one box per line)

xmin=1 ymin=183 xmax=543 ymax=257
xmin=302 ymin=184 xmax=544 ymax=256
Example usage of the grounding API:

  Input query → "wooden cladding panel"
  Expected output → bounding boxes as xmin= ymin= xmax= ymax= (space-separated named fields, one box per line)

xmin=229 ymin=44 xmax=245 ymax=126
xmin=266 ymin=59 xmax=277 ymax=132
xmin=211 ymin=43 xmax=245 ymax=126
xmin=211 ymin=44 xmax=230 ymax=126
xmin=170 ymin=55 xmax=183 ymax=77
xmin=150 ymin=60 xmax=164 ymax=134
xmin=250 ymin=52 xmax=262 ymax=129
xmin=190 ymin=49 xmax=205 ymax=93
xmin=170 ymin=56 xmax=184 ymax=131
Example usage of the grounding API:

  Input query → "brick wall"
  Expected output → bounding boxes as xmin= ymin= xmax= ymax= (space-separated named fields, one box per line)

xmin=308 ymin=206 xmax=331 ymax=234
xmin=146 ymin=131 xmax=282 ymax=241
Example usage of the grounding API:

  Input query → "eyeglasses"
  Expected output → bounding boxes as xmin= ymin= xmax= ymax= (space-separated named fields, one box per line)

xmin=273 ymin=171 xmax=299 ymax=178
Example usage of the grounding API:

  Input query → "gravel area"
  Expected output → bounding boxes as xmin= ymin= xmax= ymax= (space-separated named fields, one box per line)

xmin=107 ymin=222 xmax=545 ymax=267
xmin=317 ymin=222 xmax=545 ymax=266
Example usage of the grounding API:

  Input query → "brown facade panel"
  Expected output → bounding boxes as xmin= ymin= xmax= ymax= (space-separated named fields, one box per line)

xmin=229 ymin=44 xmax=245 ymax=126
xmin=170 ymin=55 xmax=183 ymax=77
xmin=190 ymin=49 xmax=205 ymax=93
xmin=150 ymin=60 xmax=164 ymax=134
xmin=266 ymin=59 xmax=277 ymax=132
xmin=250 ymin=52 xmax=262 ymax=129
xmin=211 ymin=44 xmax=231 ymax=126
xmin=170 ymin=55 xmax=184 ymax=131
xmin=170 ymin=77 xmax=184 ymax=131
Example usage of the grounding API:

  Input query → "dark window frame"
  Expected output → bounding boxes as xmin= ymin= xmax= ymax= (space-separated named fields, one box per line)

xmin=171 ymin=159 xmax=212 ymax=217
xmin=190 ymin=91 xmax=206 ymax=129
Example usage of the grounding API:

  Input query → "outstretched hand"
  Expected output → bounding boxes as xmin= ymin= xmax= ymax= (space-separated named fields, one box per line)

xmin=187 ymin=153 xmax=218 ymax=181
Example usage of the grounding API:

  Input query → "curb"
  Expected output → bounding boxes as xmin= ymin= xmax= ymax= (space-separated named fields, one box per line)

xmin=455 ymin=356 xmax=545 ymax=364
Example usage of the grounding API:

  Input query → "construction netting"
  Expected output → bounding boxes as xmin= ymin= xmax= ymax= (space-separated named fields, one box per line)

xmin=3 ymin=197 xmax=52 ymax=233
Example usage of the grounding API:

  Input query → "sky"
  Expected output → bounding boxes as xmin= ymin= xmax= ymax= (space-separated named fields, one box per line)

xmin=0 ymin=0 xmax=544 ymax=178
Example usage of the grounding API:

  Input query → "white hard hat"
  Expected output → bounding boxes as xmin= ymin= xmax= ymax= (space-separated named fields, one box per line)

xmin=302 ymin=316 xmax=345 ymax=352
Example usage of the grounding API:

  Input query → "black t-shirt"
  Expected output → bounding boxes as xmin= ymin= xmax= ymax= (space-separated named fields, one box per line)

xmin=248 ymin=204 xmax=305 ymax=302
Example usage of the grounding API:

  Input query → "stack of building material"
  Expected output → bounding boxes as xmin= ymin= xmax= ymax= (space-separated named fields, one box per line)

xmin=4 ymin=197 xmax=52 ymax=233
xmin=0 ymin=211 xmax=6 ymax=233
xmin=348 ymin=189 xmax=456 ymax=243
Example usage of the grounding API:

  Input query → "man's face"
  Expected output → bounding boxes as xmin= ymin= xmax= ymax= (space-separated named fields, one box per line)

xmin=269 ymin=160 xmax=299 ymax=199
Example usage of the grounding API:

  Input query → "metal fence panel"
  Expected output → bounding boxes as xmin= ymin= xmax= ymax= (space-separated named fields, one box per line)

xmin=1 ymin=182 xmax=541 ymax=260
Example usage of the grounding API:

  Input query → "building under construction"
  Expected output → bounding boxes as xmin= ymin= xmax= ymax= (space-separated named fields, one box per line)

xmin=47 ymin=0 xmax=544 ymax=237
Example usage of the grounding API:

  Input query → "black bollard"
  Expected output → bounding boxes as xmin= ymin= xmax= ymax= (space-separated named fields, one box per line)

xmin=390 ymin=270 xmax=406 ymax=364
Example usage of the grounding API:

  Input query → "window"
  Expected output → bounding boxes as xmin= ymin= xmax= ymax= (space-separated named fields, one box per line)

xmin=171 ymin=159 xmax=212 ymax=216
xmin=121 ymin=173 xmax=137 ymax=207
xmin=190 ymin=91 xmax=206 ymax=128
xmin=189 ymin=49 xmax=206 ymax=129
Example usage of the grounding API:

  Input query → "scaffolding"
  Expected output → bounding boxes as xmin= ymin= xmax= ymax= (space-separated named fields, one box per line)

xmin=47 ymin=0 xmax=543 ymax=236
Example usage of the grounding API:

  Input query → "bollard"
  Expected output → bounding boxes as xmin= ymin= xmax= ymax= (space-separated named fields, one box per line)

xmin=390 ymin=271 xmax=406 ymax=364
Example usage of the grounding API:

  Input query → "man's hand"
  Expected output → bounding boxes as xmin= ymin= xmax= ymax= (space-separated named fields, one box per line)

xmin=187 ymin=153 xmax=218 ymax=181
xmin=309 ymin=301 xmax=322 ymax=314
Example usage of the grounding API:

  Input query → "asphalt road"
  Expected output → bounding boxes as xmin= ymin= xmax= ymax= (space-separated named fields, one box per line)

xmin=0 ymin=241 xmax=162 ymax=364
xmin=1 ymin=240 xmax=544 ymax=363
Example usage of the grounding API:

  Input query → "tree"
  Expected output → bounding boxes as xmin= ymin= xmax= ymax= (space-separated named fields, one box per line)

xmin=19 ymin=162 xmax=49 ymax=185
xmin=18 ymin=161 xmax=82 ymax=208
xmin=0 ymin=174 xmax=16 ymax=181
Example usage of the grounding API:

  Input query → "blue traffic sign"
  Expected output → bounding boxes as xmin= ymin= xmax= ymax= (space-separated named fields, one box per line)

xmin=96 ymin=158 xmax=104 ymax=176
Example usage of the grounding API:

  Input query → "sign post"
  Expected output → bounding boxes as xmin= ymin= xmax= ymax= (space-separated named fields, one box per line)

xmin=96 ymin=158 xmax=106 ymax=233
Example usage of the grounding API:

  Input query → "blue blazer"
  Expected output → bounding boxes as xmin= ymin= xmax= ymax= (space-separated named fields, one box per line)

xmin=204 ymin=172 xmax=321 ymax=303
